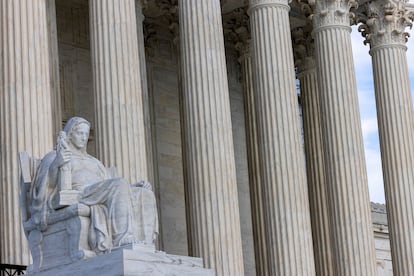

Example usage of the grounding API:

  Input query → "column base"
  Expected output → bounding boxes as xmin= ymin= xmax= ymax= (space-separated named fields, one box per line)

xmin=26 ymin=244 xmax=214 ymax=276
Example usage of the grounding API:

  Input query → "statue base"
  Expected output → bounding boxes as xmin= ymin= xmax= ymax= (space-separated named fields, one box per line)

xmin=26 ymin=244 xmax=214 ymax=276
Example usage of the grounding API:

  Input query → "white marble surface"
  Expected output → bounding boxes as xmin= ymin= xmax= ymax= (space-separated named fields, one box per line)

xmin=312 ymin=0 xmax=378 ymax=274
xmin=249 ymin=0 xmax=316 ymax=274
xmin=293 ymin=27 xmax=334 ymax=276
xmin=21 ymin=117 xmax=158 ymax=272
xmin=0 ymin=0 xmax=54 ymax=265
xmin=359 ymin=1 xmax=414 ymax=274
xmin=27 ymin=245 xmax=214 ymax=276
xmin=178 ymin=0 xmax=244 ymax=275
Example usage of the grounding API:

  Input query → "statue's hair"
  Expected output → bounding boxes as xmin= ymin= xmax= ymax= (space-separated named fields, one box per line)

xmin=63 ymin=116 xmax=90 ymax=134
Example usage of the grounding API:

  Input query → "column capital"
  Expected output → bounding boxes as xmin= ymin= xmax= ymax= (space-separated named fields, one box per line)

xmin=222 ymin=6 xmax=250 ymax=60
xmin=249 ymin=0 xmax=291 ymax=12
xmin=356 ymin=0 xmax=414 ymax=49
xmin=235 ymin=40 xmax=252 ymax=63
xmin=304 ymin=0 xmax=358 ymax=32
xmin=292 ymin=26 xmax=316 ymax=74
xmin=136 ymin=0 xmax=145 ymax=22
xmin=142 ymin=0 xmax=179 ymax=57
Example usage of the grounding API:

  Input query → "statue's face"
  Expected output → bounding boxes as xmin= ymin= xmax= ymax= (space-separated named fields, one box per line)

xmin=69 ymin=123 xmax=90 ymax=150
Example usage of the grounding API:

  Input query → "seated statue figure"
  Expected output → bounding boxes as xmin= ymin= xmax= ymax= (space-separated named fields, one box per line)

xmin=24 ymin=116 xmax=158 ymax=268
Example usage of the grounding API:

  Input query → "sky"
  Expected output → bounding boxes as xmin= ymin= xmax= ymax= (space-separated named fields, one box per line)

xmin=351 ymin=15 xmax=414 ymax=203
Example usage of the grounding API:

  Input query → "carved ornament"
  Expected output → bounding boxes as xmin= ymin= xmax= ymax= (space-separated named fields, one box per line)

xmin=292 ymin=26 xmax=316 ymax=73
xmin=222 ymin=6 xmax=251 ymax=55
xmin=296 ymin=0 xmax=358 ymax=31
xmin=356 ymin=0 xmax=414 ymax=47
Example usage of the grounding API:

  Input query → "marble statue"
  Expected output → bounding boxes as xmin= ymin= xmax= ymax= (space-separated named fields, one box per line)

xmin=20 ymin=116 xmax=158 ymax=271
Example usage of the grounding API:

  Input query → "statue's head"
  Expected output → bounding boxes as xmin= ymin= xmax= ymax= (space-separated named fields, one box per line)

xmin=63 ymin=117 xmax=91 ymax=152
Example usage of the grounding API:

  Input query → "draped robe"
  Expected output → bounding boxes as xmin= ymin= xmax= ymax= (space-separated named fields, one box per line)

xmin=29 ymin=150 xmax=158 ymax=254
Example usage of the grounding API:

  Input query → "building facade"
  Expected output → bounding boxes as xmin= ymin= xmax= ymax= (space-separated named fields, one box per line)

xmin=0 ymin=0 xmax=413 ymax=275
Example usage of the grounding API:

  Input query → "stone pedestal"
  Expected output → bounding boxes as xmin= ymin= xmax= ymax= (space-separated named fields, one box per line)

xmin=249 ymin=0 xmax=316 ymax=274
xmin=27 ymin=245 xmax=213 ymax=276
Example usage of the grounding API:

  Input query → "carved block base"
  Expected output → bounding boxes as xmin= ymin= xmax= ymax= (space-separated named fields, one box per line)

xmin=26 ymin=245 xmax=214 ymax=276
xmin=27 ymin=204 xmax=93 ymax=272
xmin=54 ymin=190 xmax=81 ymax=208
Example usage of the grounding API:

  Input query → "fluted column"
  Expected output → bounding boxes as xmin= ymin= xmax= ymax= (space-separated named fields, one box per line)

xmin=135 ymin=0 xmax=154 ymax=184
xmin=89 ymin=0 xmax=147 ymax=183
xmin=178 ymin=1 xmax=244 ymax=275
xmin=312 ymin=0 xmax=377 ymax=274
xmin=0 ymin=0 xmax=54 ymax=265
xmin=359 ymin=1 xmax=414 ymax=274
xmin=237 ymin=41 xmax=269 ymax=276
xmin=46 ymin=0 xmax=62 ymax=135
xmin=292 ymin=27 xmax=334 ymax=276
xmin=249 ymin=0 xmax=316 ymax=274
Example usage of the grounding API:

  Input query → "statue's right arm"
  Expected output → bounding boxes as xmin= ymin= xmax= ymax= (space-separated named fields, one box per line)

xmin=48 ymin=149 xmax=71 ymax=184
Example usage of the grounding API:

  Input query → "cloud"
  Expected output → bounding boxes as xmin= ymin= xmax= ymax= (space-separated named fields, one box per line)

xmin=408 ymin=28 xmax=414 ymax=93
xmin=361 ymin=118 xmax=378 ymax=140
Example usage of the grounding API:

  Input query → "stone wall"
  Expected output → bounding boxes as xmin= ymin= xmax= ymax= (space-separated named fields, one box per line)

xmin=146 ymin=32 xmax=188 ymax=255
xmin=56 ymin=0 xmax=95 ymax=155
xmin=371 ymin=203 xmax=393 ymax=276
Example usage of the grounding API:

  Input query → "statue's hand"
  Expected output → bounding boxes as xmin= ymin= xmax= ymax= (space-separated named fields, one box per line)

xmin=142 ymin=181 xmax=152 ymax=191
xmin=132 ymin=180 xmax=153 ymax=191
xmin=55 ymin=148 xmax=71 ymax=168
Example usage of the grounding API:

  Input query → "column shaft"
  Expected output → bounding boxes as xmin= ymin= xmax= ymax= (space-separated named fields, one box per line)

xmin=297 ymin=58 xmax=334 ymax=276
xmin=0 ymin=0 xmax=54 ymax=265
xmin=359 ymin=2 xmax=414 ymax=273
xmin=249 ymin=0 xmax=316 ymax=274
xmin=89 ymin=0 xmax=147 ymax=183
xmin=135 ymin=1 xmax=154 ymax=185
xmin=178 ymin=1 xmax=244 ymax=275
xmin=371 ymin=45 xmax=414 ymax=275
xmin=313 ymin=2 xmax=377 ymax=274
xmin=46 ymin=0 xmax=62 ymax=135
xmin=239 ymin=44 xmax=269 ymax=276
